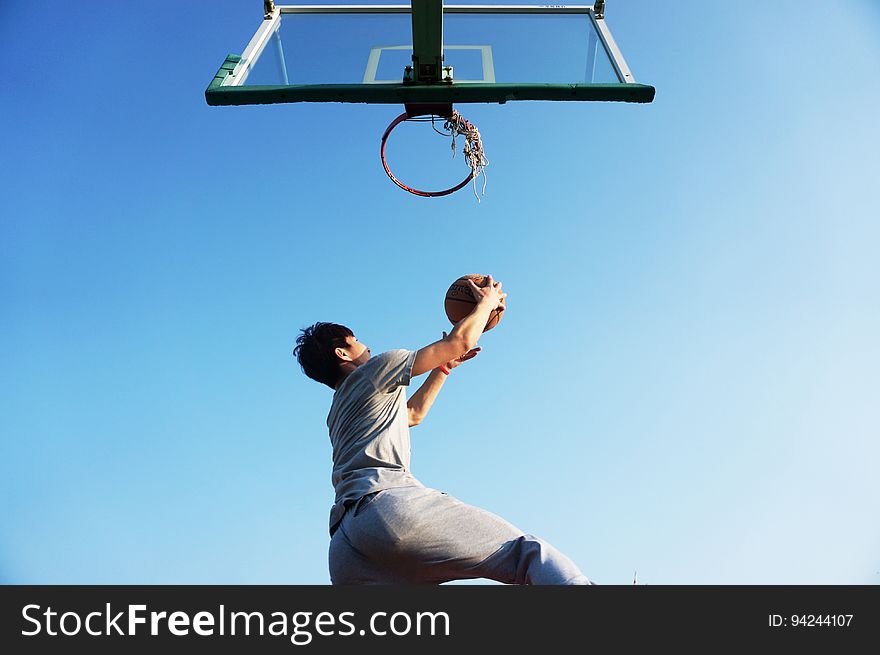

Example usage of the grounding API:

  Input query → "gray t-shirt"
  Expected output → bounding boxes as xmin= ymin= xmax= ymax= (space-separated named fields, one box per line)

xmin=326 ymin=349 xmax=424 ymax=535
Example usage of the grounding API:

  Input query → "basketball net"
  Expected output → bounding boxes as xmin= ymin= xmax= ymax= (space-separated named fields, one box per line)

xmin=445 ymin=112 xmax=489 ymax=201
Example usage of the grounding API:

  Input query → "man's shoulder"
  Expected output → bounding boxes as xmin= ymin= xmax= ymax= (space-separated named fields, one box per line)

xmin=368 ymin=349 xmax=415 ymax=373
xmin=371 ymin=349 xmax=412 ymax=364
xmin=332 ymin=350 xmax=406 ymax=396
xmin=331 ymin=351 xmax=415 ymax=413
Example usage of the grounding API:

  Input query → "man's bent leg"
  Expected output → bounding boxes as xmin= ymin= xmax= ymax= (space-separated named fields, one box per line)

xmin=472 ymin=534 xmax=590 ymax=585
xmin=339 ymin=486 xmax=591 ymax=585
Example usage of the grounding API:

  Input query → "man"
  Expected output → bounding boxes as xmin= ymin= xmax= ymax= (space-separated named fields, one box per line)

xmin=294 ymin=276 xmax=591 ymax=585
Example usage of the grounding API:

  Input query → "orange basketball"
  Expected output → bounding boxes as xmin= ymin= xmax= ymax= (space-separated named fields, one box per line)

xmin=444 ymin=274 xmax=505 ymax=332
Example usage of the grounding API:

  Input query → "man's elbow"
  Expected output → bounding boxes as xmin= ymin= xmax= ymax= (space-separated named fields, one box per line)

xmin=449 ymin=332 xmax=473 ymax=353
xmin=409 ymin=414 xmax=423 ymax=427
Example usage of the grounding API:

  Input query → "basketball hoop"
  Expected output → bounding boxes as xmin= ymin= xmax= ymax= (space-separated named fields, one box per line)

xmin=380 ymin=104 xmax=488 ymax=200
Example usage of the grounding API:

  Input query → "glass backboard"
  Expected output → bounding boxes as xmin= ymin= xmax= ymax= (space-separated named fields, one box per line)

xmin=206 ymin=3 xmax=654 ymax=106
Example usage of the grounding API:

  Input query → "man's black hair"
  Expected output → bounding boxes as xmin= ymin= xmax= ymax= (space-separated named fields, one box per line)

xmin=293 ymin=322 xmax=354 ymax=389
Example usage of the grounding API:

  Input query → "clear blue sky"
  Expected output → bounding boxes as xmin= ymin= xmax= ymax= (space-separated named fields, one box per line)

xmin=2 ymin=0 xmax=878 ymax=585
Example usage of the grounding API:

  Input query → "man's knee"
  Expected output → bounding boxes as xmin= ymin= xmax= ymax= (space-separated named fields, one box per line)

xmin=514 ymin=534 xmax=589 ymax=585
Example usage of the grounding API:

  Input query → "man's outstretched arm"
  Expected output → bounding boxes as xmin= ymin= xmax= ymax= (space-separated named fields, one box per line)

xmin=407 ymin=341 xmax=480 ymax=426
xmin=411 ymin=275 xmax=505 ymax=378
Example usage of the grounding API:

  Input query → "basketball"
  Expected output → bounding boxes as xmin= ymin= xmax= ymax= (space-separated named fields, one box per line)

xmin=444 ymin=274 xmax=505 ymax=332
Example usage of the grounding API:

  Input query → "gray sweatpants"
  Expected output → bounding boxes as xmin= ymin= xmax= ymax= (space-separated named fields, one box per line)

xmin=329 ymin=486 xmax=591 ymax=585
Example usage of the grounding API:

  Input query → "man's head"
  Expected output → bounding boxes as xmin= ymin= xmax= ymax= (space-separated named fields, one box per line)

xmin=293 ymin=322 xmax=371 ymax=389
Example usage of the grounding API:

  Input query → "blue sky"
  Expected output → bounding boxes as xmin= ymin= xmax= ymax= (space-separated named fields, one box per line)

xmin=2 ymin=0 xmax=878 ymax=585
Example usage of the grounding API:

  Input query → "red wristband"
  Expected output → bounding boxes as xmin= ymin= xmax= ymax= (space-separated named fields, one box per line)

xmin=438 ymin=365 xmax=451 ymax=376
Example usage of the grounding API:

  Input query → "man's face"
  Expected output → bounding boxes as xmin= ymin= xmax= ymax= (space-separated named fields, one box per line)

xmin=339 ymin=335 xmax=371 ymax=367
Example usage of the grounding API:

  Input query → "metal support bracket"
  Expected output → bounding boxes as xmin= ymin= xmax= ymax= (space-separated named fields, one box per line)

xmin=410 ymin=0 xmax=444 ymax=83
xmin=264 ymin=0 xmax=276 ymax=20
xmin=594 ymin=0 xmax=605 ymax=19
xmin=404 ymin=103 xmax=454 ymax=119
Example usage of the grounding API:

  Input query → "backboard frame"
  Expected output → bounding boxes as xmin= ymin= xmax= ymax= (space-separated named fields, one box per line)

xmin=205 ymin=3 xmax=655 ymax=106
